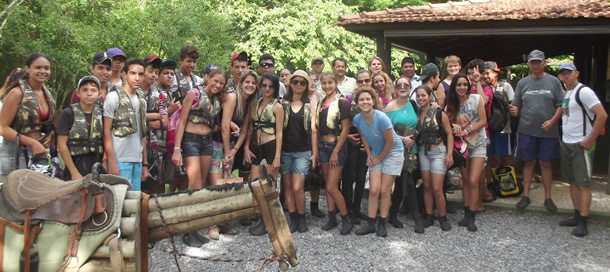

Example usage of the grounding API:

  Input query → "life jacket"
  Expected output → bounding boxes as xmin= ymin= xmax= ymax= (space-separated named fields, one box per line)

xmin=110 ymin=85 xmax=147 ymax=138
xmin=174 ymin=70 xmax=201 ymax=100
xmin=417 ymin=107 xmax=444 ymax=153
xmin=252 ymin=97 xmax=280 ymax=135
xmin=145 ymin=85 xmax=165 ymax=114
xmin=187 ymin=88 xmax=220 ymax=126
xmin=11 ymin=79 xmax=56 ymax=134
xmin=282 ymin=99 xmax=311 ymax=134
xmin=67 ymin=103 xmax=103 ymax=156
xmin=316 ymin=93 xmax=344 ymax=135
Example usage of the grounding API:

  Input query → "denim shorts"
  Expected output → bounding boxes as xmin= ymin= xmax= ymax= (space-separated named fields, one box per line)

xmin=181 ymin=132 xmax=213 ymax=157
xmin=370 ymin=150 xmax=404 ymax=176
xmin=0 ymin=140 xmax=29 ymax=176
xmin=280 ymin=150 xmax=311 ymax=176
xmin=468 ymin=143 xmax=488 ymax=159
xmin=318 ymin=141 xmax=347 ymax=168
xmin=418 ymin=145 xmax=447 ymax=175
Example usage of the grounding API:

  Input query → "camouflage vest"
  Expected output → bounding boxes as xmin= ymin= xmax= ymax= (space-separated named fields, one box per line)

xmin=187 ymin=88 xmax=220 ymax=126
xmin=316 ymin=94 xmax=344 ymax=135
xmin=11 ymin=80 xmax=56 ymax=134
xmin=252 ymin=97 xmax=279 ymax=135
xmin=282 ymin=99 xmax=311 ymax=134
xmin=416 ymin=107 xmax=443 ymax=151
xmin=68 ymin=103 xmax=103 ymax=156
xmin=110 ymin=85 xmax=147 ymax=138
xmin=144 ymin=85 xmax=164 ymax=113
xmin=175 ymin=70 xmax=199 ymax=97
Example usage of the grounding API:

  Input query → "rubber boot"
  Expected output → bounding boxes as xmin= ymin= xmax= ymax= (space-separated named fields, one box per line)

xmin=388 ymin=212 xmax=404 ymax=228
xmin=297 ymin=213 xmax=308 ymax=233
xmin=413 ymin=215 xmax=425 ymax=234
xmin=355 ymin=217 xmax=376 ymax=235
xmin=181 ymin=232 xmax=203 ymax=248
xmin=423 ymin=213 xmax=434 ymax=228
xmin=467 ymin=208 xmax=478 ymax=232
xmin=376 ymin=217 xmax=388 ymax=237
xmin=288 ymin=212 xmax=298 ymax=233
xmin=439 ymin=216 xmax=451 ymax=231
xmin=571 ymin=215 xmax=588 ymax=237
xmin=310 ymin=202 xmax=325 ymax=218
xmin=458 ymin=206 xmax=469 ymax=227
xmin=340 ymin=214 xmax=353 ymax=235
xmin=248 ymin=215 xmax=267 ymax=236
xmin=560 ymin=210 xmax=580 ymax=227
xmin=321 ymin=211 xmax=338 ymax=231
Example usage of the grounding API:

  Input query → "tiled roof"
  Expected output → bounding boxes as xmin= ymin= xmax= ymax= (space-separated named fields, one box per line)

xmin=337 ymin=0 xmax=610 ymax=25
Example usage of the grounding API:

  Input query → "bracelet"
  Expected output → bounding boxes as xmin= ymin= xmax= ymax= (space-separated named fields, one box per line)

xmin=174 ymin=147 xmax=181 ymax=150
xmin=142 ymin=164 xmax=148 ymax=167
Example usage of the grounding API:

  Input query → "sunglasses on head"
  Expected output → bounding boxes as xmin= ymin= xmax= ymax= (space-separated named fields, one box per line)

xmin=259 ymin=62 xmax=274 ymax=68
xmin=395 ymin=83 xmax=411 ymax=89
xmin=357 ymin=79 xmax=371 ymax=84
xmin=291 ymin=79 xmax=307 ymax=86
xmin=261 ymin=83 xmax=274 ymax=89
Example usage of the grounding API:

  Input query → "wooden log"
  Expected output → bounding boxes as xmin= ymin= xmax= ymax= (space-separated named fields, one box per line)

xmin=79 ymin=258 xmax=137 ymax=272
xmin=147 ymin=182 xmax=253 ymax=212
xmin=122 ymin=198 xmax=140 ymax=217
xmin=90 ymin=239 xmax=136 ymax=259
xmin=120 ymin=217 xmax=137 ymax=238
xmin=147 ymin=191 xmax=255 ymax=228
xmin=148 ymin=207 xmax=255 ymax=242
xmin=250 ymin=178 xmax=299 ymax=270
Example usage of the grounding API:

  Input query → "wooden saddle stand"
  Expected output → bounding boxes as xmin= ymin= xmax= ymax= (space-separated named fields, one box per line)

xmin=0 ymin=162 xmax=298 ymax=272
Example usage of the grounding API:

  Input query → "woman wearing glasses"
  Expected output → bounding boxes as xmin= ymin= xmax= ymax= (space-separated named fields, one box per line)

xmin=245 ymin=72 xmax=285 ymax=236
xmin=384 ymin=77 xmax=425 ymax=233
xmin=280 ymin=70 xmax=317 ymax=233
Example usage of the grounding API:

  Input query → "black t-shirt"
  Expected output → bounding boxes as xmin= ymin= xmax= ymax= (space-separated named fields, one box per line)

xmin=318 ymin=97 xmax=350 ymax=136
xmin=58 ymin=107 xmax=101 ymax=180
xmin=283 ymin=105 xmax=310 ymax=152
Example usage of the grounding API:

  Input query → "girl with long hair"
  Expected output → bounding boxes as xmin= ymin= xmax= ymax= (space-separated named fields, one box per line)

xmin=371 ymin=70 xmax=394 ymax=107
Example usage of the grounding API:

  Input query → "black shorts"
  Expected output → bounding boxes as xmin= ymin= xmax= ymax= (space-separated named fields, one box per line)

xmin=250 ymin=140 xmax=276 ymax=166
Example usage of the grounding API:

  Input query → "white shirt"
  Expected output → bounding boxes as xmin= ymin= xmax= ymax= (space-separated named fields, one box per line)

xmin=561 ymin=83 xmax=601 ymax=143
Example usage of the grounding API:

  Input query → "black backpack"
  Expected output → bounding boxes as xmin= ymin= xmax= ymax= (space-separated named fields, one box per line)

xmin=488 ymin=83 xmax=510 ymax=133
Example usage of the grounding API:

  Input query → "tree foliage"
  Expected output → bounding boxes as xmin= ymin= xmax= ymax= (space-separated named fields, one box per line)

xmin=0 ymin=0 xmax=424 ymax=108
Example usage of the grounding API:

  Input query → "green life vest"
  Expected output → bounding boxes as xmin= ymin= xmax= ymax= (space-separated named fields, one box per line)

xmin=145 ymin=85 xmax=165 ymax=114
xmin=110 ymin=85 xmax=147 ymax=138
xmin=316 ymin=94 xmax=344 ymax=135
xmin=11 ymin=79 xmax=56 ymax=134
xmin=282 ymin=99 xmax=311 ymax=134
xmin=187 ymin=88 xmax=220 ymax=126
xmin=416 ymin=107 xmax=444 ymax=152
xmin=252 ymin=97 xmax=279 ymax=135
xmin=67 ymin=103 xmax=103 ymax=156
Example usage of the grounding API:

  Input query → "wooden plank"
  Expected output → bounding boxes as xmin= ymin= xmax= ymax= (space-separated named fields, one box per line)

xmin=147 ymin=183 xmax=253 ymax=212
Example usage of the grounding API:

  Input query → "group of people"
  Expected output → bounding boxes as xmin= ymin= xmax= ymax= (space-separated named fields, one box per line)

xmin=0 ymin=47 xmax=605 ymax=250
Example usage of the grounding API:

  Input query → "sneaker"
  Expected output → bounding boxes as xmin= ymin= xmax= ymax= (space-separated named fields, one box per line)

xmin=544 ymin=198 xmax=557 ymax=212
xmin=516 ymin=196 xmax=530 ymax=209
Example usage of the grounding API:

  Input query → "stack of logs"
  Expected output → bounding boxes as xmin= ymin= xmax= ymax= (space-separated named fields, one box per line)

xmin=79 ymin=176 xmax=298 ymax=272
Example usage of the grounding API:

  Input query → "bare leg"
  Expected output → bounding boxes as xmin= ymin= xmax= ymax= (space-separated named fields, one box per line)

xmin=421 ymin=170 xmax=434 ymax=214
xmin=367 ymin=170 xmax=382 ymax=218
xmin=539 ymin=160 xmax=553 ymax=199
xmin=292 ymin=174 xmax=307 ymax=214
xmin=283 ymin=173 xmax=296 ymax=213
xmin=522 ymin=160 xmax=536 ymax=197
xmin=431 ymin=173 xmax=447 ymax=217
xmin=379 ymin=173 xmax=395 ymax=218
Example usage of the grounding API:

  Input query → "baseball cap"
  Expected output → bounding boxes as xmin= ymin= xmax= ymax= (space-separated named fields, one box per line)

xmin=204 ymin=64 xmax=221 ymax=75
xmin=527 ymin=50 xmax=545 ymax=62
xmin=311 ymin=57 xmax=324 ymax=65
xmin=143 ymin=54 xmax=162 ymax=68
xmin=107 ymin=47 xmax=127 ymax=60
xmin=484 ymin=61 xmax=503 ymax=74
xmin=420 ymin=63 xmax=439 ymax=82
xmin=77 ymin=75 xmax=100 ymax=89
xmin=161 ymin=59 xmax=178 ymax=69
xmin=231 ymin=51 xmax=249 ymax=62
xmin=92 ymin=51 xmax=112 ymax=66
xmin=558 ymin=63 xmax=577 ymax=72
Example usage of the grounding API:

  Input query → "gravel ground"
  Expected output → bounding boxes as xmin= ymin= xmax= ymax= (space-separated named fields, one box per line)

xmin=149 ymin=198 xmax=610 ymax=272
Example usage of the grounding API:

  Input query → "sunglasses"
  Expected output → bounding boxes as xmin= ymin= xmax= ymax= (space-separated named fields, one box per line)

xmin=395 ymin=83 xmax=411 ymax=89
xmin=357 ymin=79 xmax=372 ymax=84
xmin=261 ymin=83 xmax=274 ymax=89
xmin=291 ymin=79 xmax=307 ymax=86
xmin=259 ymin=62 xmax=274 ymax=68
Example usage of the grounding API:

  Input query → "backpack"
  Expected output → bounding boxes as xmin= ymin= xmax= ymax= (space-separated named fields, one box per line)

xmin=574 ymin=84 xmax=606 ymax=137
xmin=488 ymin=85 xmax=509 ymax=133
xmin=491 ymin=165 xmax=523 ymax=198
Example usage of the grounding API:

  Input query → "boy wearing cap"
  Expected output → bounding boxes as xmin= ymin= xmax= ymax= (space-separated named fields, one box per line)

xmin=170 ymin=45 xmax=204 ymax=103
xmin=311 ymin=57 xmax=324 ymax=94
xmin=202 ymin=64 xmax=221 ymax=89
xmin=141 ymin=55 xmax=169 ymax=194
xmin=57 ymin=76 xmax=104 ymax=180
xmin=557 ymin=63 xmax=607 ymax=237
xmin=70 ymin=52 xmax=113 ymax=103
xmin=228 ymin=51 xmax=250 ymax=92
xmin=103 ymin=58 xmax=149 ymax=191
xmin=419 ymin=63 xmax=441 ymax=102
xmin=510 ymin=49 xmax=563 ymax=211
xmin=107 ymin=47 xmax=127 ymax=90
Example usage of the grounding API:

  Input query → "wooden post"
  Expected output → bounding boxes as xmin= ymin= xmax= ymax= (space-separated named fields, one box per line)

xmin=249 ymin=170 xmax=299 ymax=270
